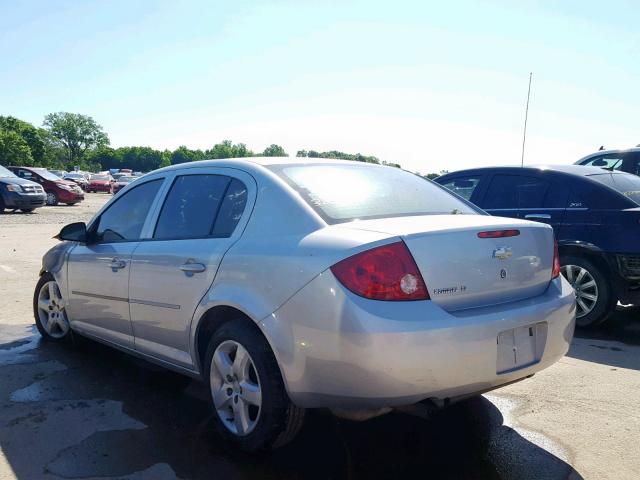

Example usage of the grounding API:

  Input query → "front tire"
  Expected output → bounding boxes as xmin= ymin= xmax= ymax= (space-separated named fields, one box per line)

xmin=204 ymin=320 xmax=305 ymax=451
xmin=33 ymin=273 xmax=72 ymax=342
xmin=561 ymin=255 xmax=614 ymax=328
xmin=46 ymin=192 xmax=58 ymax=206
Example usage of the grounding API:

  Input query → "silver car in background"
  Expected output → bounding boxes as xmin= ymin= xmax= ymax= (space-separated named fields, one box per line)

xmin=35 ymin=158 xmax=576 ymax=451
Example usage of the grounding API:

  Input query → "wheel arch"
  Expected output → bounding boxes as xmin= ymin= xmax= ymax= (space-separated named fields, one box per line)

xmin=192 ymin=304 xmax=288 ymax=388
xmin=557 ymin=241 xmax=613 ymax=279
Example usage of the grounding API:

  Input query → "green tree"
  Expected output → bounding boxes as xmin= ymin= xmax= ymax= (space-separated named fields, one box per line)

xmin=0 ymin=130 xmax=34 ymax=166
xmin=0 ymin=116 xmax=46 ymax=164
xmin=170 ymin=145 xmax=205 ymax=164
xmin=206 ymin=140 xmax=253 ymax=159
xmin=43 ymin=112 xmax=110 ymax=166
xmin=262 ymin=144 xmax=287 ymax=157
xmin=296 ymin=150 xmax=308 ymax=157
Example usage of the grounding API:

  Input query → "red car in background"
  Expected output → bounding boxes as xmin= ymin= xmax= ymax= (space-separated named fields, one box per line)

xmin=87 ymin=174 xmax=113 ymax=193
xmin=8 ymin=166 xmax=84 ymax=206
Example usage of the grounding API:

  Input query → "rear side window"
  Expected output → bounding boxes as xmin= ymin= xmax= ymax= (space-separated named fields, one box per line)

xmin=483 ymin=175 xmax=548 ymax=209
xmin=154 ymin=175 xmax=230 ymax=240
xmin=154 ymin=175 xmax=248 ymax=240
xmin=439 ymin=176 xmax=481 ymax=200
xmin=211 ymin=179 xmax=248 ymax=237
xmin=94 ymin=179 xmax=162 ymax=243
xmin=270 ymin=164 xmax=478 ymax=224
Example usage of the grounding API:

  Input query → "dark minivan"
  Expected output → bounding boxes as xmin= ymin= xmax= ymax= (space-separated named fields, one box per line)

xmin=0 ymin=165 xmax=46 ymax=212
xmin=436 ymin=165 xmax=640 ymax=327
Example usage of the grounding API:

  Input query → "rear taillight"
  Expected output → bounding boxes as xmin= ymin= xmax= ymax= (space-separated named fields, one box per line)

xmin=330 ymin=242 xmax=429 ymax=301
xmin=552 ymin=239 xmax=561 ymax=279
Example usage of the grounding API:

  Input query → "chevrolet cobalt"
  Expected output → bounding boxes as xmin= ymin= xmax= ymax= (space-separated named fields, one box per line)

xmin=35 ymin=158 xmax=575 ymax=451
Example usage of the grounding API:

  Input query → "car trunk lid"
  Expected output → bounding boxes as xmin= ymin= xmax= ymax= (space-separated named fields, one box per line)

xmin=337 ymin=215 xmax=555 ymax=312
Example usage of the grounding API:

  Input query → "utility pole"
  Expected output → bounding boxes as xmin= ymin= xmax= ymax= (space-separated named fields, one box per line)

xmin=521 ymin=72 xmax=533 ymax=167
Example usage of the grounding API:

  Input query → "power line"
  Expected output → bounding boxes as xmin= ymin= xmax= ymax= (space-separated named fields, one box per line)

xmin=521 ymin=72 xmax=533 ymax=167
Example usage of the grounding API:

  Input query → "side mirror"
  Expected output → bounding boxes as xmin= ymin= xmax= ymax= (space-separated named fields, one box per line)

xmin=55 ymin=222 xmax=88 ymax=243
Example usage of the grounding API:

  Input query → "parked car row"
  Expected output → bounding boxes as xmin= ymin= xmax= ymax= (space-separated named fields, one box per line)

xmin=0 ymin=166 xmax=144 ymax=213
xmin=9 ymin=166 xmax=85 ymax=206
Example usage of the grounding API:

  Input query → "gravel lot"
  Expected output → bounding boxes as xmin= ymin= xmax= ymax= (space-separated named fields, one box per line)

xmin=1 ymin=195 xmax=639 ymax=479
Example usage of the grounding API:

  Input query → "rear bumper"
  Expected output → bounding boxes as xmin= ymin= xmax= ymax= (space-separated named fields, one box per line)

xmin=2 ymin=191 xmax=46 ymax=209
xmin=89 ymin=184 xmax=111 ymax=192
xmin=264 ymin=273 xmax=576 ymax=409
xmin=606 ymin=253 xmax=640 ymax=304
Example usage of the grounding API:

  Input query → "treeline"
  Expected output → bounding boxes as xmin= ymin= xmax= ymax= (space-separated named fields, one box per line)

xmin=0 ymin=112 xmax=444 ymax=177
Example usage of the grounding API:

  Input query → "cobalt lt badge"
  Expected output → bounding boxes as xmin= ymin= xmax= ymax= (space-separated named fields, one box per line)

xmin=500 ymin=268 xmax=507 ymax=279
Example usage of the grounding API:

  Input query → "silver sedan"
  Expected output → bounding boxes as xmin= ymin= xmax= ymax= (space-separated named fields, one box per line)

xmin=35 ymin=158 xmax=576 ymax=451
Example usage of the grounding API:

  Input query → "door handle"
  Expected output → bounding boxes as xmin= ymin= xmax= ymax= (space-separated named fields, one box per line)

xmin=524 ymin=213 xmax=551 ymax=220
xmin=109 ymin=258 xmax=126 ymax=271
xmin=179 ymin=261 xmax=206 ymax=276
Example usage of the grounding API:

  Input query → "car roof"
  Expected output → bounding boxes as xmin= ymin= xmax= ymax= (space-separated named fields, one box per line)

xmin=438 ymin=164 xmax=629 ymax=178
xmin=151 ymin=156 xmax=389 ymax=175
xmin=576 ymin=147 xmax=640 ymax=162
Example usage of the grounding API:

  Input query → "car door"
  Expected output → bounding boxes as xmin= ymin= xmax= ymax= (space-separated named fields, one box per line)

xmin=477 ymin=173 xmax=520 ymax=219
xmin=65 ymin=178 xmax=164 ymax=348
xmin=517 ymin=174 xmax=567 ymax=234
xmin=128 ymin=168 xmax=255 ymax=368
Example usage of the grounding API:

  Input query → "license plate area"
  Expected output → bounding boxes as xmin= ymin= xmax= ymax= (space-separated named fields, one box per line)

xmin=496 ymin=322 xmax=547 ymax=374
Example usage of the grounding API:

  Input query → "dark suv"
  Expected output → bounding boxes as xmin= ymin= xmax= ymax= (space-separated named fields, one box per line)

xmin=436 ymin=165 xmax=640 ymax=327
xmin=0 ymin=165 xmax=46 ymax=212
xmin=575 ymin=148 xmax=640 ymax=176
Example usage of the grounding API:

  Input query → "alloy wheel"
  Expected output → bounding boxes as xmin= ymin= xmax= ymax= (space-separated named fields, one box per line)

xmin=36 ymin=281 xmax=70 ymax=338
xmin=561 ymin=264 xmax=598 ymax=318
xmin=209 ymin=340 xmax=262 ymax=436
xmin=46 ymin=192 xmax=57 ymax=205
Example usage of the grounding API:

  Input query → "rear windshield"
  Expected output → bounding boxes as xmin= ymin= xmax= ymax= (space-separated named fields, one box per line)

xmin=91 ymin=175 xmax=111 ymax=181
xmin=589 ymin=173 xmax=640 ymax=205
xmin=270 ymin=163 xmax=479 ymax=224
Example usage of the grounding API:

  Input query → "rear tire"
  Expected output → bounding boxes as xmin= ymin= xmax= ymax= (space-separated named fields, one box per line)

xmin=561 ymin=255 xmax=614 ymax=327
xmin=0 ymin=196 xmax=5 ymax=213
xmin=204 ymin=320 xmax=305 ymax=451
xmin=20 ymin=208 xmax=35 ymax=213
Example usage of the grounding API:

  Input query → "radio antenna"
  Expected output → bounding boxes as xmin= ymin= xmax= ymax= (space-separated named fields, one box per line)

xmin=521 ymin=72 xmax=533 ymax=167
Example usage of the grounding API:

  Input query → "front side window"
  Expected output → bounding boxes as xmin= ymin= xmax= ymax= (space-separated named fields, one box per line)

xmin=93 ymin=179 xmax=162 ymax=243
xmin=483 ymin=174 xmax=549 ymax=209
xmin=154 ymin=174 xmax=238 ymax=240
xmin=439 ymin=176 xmax=481 ymax=201
xmin=270 ymin=164 xmax=478 ymax=224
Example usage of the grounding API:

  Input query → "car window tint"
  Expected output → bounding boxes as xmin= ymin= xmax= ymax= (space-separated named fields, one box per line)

xmin=543 ymin=181 xmax=568 ymax=208
xmin=483 ymin=175 xmax=549 ymax=209
xmin=211 ymin=179 xmax=248 ymax=237
xmin=583 ymin=154 xmax=623 ymax=170
xmin=154 ymin=174 xmax=231 ymax=240
xmin=631 ymin=154 xmax=640 ymax=176
xmin=439 ymin=176 xmax=481 ymax=200
xmin=95 ymin=179 xmax=162 ymax=243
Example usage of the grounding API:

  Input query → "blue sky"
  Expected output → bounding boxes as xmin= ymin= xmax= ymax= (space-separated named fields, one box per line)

xmin=1 ymin=0 xmax=639 ymax=173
